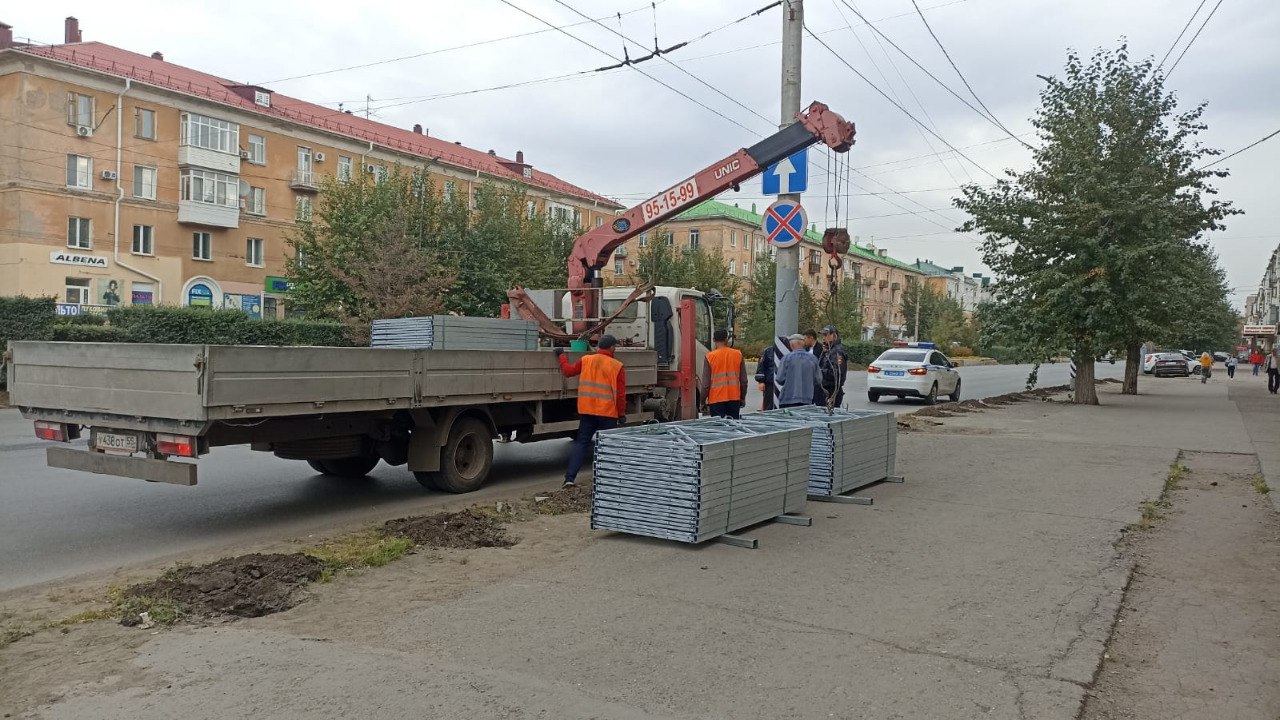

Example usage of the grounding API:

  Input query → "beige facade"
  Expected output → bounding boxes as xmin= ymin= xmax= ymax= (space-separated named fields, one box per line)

xmin=0 ymin=42 xmax=620 ymax=317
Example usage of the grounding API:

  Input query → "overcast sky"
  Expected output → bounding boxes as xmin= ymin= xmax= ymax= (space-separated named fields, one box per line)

xmin=7 ymin=1 xmax=1277 ymax=306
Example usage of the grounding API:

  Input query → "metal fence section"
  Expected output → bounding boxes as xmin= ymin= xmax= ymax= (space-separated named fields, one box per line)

xmin=591 ymin=419 xmax=811 ymax=544
xmin=371 ymin=316 xmax=539 ymax=351
xmin=738 ymin=407 xmax=896 ymax=498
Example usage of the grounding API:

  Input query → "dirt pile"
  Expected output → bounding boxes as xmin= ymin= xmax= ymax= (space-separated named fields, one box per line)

xmin=385 ymin=508 xmax=516 ymax=549
xmin=534 ymin=483 xmax=593 ymax=514
xmin=122 ymin=553 xmax=324 ymax=621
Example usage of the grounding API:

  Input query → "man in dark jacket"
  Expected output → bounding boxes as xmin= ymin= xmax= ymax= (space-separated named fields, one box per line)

xmin=819 ymin=325 xmax=849 ymax=407
xmin=754 ymin=336 xmax=791 ymax=410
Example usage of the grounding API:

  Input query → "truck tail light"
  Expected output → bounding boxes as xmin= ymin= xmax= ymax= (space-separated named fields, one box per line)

xmin=866 ymin=365 xmax=880 ymax=373
xmin=156 ymin=433 xmax=197 ymax=458
xmin=35 ymin=421 xmax=78 ymax=442
xmin=908 ymin=368 xmax=929 ymax=376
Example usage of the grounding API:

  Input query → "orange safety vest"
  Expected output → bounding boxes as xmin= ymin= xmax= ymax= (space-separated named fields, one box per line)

xmin=577 ymin=353 xmax=623 ymax=417
xmin=705 ymin=346 xmax=744 ymax=404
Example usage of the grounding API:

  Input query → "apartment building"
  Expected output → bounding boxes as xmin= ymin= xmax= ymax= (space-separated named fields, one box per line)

xmin=0 ymin=19 xmax=621 ymax=317
xmin=912 ymin=259 xmax=996 ymax=317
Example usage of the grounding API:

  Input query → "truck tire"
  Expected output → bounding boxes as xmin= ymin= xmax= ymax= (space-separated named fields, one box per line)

xmin=413 ymin=471 xmax=442 ymax=491
xmin=433 ymin=417 xmax=494 ymax=494
xmin=308 ymin=455 xmax=379 ymax=478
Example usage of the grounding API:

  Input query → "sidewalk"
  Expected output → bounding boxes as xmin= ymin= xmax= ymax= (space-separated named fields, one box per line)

xmin=1229 ymin=375 xmax=1280 ymax=511
xmin=1 ymin=379 xmax=1261 ymax=719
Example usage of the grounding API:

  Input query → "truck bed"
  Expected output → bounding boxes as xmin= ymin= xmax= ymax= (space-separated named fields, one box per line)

xmin=8 ymin=342 xmax=658 ymax=426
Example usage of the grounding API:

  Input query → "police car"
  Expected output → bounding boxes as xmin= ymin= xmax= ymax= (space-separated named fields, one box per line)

xmin=866 ymin=342 xmax=961 ymax=404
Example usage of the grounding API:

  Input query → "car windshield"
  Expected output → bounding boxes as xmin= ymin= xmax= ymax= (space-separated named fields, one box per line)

xmin=877 ymin=350 xmax=928 ymax=363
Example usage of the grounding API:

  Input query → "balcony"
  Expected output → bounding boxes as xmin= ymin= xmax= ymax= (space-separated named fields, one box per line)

xmin=178 ymin=145 xmax=239 ymax=174
xmin=615 ymin=247 xmax=628 ymax=257
xmin=878 ymin=279 xmax=889 ymax=289
xmin=862 ymin=277 xmax=874 ymax=286
xmin=890 ymin=281 xmax=901 ymax=291
xmin=178 ymin=200 xmax=239 ymax=229
xmin=290 ymin=170 xmax=319 ymax=191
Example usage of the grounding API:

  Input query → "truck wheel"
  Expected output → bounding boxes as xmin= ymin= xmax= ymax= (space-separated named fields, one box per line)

xmin=413 ymin=471 xmax=442 ymax=491
xmin=308 ymin=455 xmax=378 ymax=478
xmin=433 ymin=417 xmax=494 ymax=494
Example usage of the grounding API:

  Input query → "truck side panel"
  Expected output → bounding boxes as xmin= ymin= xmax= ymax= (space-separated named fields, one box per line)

xmin=9 ymin=342 xmax=206 ymax=420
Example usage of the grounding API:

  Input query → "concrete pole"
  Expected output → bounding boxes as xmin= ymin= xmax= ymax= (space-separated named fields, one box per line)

xmin=774 ymin=0 xmax=803 ymax=338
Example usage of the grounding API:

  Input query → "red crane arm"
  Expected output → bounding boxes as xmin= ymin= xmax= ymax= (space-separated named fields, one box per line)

xmin=566 ymin=101 xmax=856 ymax=295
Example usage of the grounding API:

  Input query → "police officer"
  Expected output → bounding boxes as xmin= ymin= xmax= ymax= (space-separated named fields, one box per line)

xmin=819 ymin=325 xmax=848 ymax=407
xmin=701 ymin=328 xmax=747 ymax=419
xmin=555 ymin=335 xmax=626 ymax=488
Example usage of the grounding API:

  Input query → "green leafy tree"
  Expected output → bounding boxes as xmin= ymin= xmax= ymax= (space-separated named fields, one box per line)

xmin=954 ymin=45 xmax=1239 ymax=404
xmin=741 ymin=253 xmax=778 ymax=343
xmin=631 ymin=229 xmax=692 ymax=288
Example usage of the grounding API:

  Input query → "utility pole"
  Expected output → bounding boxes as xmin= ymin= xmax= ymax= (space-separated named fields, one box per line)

xmin=914 ymin=281 xmax=921 ymax=341
xmin=775 ymin=0 xmax=803 ymax=338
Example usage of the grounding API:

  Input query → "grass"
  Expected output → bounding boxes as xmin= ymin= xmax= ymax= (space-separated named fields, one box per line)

xmin=1166 ymin=462 xmax=1188 ymax=492
xmin=1135 ymin=460 xmax=1187 ymax=530
xmin=304 ymin=529 xmax=415 ymax=582
xmin=1253 ymin=474 xmax=1271 ymax=495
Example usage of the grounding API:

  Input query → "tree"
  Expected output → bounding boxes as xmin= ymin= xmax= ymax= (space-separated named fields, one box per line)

xmin=630 ymin=229 xmax=691 ymax=288
xmin=954 ymin=45 xmax=1239 ymax=404
xmin=741 ymin=253 xmax=778 ymax=343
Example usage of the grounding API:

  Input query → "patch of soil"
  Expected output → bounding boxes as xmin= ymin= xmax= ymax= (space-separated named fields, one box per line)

xmin=533 ymin=483 xmax=593 ymax=514
xmin=911 ymin=406 xmax=956 ymax=418
xmin=124 ymin=553 xmax=324 ymax=621
xmin=385 ymin=508 xmax=516 ymax=549
xmin=1080 ymin=451 xmax=1280 ymax=719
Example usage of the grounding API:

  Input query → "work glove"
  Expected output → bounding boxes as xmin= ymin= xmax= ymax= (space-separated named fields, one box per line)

xmin=553 ymin=347 xmax=564 ymax=357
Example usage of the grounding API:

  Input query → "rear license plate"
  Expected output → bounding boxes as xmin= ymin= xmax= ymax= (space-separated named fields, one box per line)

xmin=884 ymin=370 xmax=905 ymax=377
xmin=95 ymin=432 xmax=138 ymax=453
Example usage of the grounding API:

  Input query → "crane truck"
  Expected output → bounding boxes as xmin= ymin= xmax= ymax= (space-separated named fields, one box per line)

xmin=6 ymin=102 xmax=856 ymax=492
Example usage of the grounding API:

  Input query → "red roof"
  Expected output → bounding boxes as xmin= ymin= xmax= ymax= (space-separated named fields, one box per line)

xmin=15 ymin=42 xmax=621 ymax=208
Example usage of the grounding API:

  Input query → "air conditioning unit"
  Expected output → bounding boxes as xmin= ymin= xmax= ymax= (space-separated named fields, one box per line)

xmin=100 ymin=170 xmax=118 ymax=181
xmin=239 ymin=198 xmax=247 ymax=210
xmin=366 ymin=163 xmax=378 ymax=173
xmin=313 ymin=152 xmax=326 ymax=162
xmin=240 ymin=149 xmax=251 ymax=159
xmin=76 ymin=125 xmax=93 ymax=138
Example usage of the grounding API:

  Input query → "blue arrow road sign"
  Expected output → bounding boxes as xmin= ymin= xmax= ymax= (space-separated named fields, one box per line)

xmin=761 ymin=148 xmax=808 ymax=195
xmin=762 ymin=199 xmax=808 ymax=249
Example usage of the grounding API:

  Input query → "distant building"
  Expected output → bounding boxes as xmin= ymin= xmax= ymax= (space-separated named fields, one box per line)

xmin=912 ymin=259 xmax=995 ymax=317
xmin=0 ymin=18 xmax=621 ymax=317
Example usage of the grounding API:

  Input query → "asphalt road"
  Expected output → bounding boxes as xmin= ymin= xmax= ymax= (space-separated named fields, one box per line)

xmin=0 ymin=361 xmax=1124 ymax=591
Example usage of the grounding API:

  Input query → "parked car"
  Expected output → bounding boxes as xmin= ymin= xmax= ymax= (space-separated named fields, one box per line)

xmin=1152 ymin=352 xmax=1191 ymax=378
xmin=867 ymin=342 xmax=961 ymax=405
xmin=1212 ymin=351 xmax=1230 ymax=363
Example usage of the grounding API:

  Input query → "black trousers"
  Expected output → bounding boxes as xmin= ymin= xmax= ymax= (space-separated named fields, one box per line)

xmin=1269 ymin=369 xmax=1280 ymax=394
xmin=708 ymin=401 xmax=741 ymax=419
xmin=566 ymin=415 xmax=617 ymax=482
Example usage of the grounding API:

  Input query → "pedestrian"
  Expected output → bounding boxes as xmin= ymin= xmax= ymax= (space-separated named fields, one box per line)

xmin=1251 ymin=349 xmax=1264 ymax=376
xmin=1225 ymin=354 xmax=1238 ymax=379
xmin=754 ymin=336 xmax=791 ymax=410
xmin=701 ymin=328 xmax=747 ymax=419
xmin=803 ymin=328 xmax=822 ymax=356
xmin=1199 ymin=352 xmax=1213 ymax=384
xmin=818 ymin=324 xmax=849 ymax=408
xmin=1267 ymin=348 xmax=1280 ymax=395
xmin=776 ymin=334 xmax=824 ymax=409
xmin=555 ymin=335 xmax=626 ymax=488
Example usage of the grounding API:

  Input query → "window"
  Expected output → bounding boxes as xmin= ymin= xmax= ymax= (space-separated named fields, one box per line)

xmin=596 ymin=216 xmax=604 ymax=227
xmin=180 ymin=168 xmax=239 ymax=208
xmin=134 ymin=108 xmax=156 ymax=140
xmin=131 ymin=225 xmax=154 ymax=255
xmin=65 ymin=278 xmax=91 ymax=305
xmin=614 ymin=259 xmax=624 ymax=275
xmin=247 ymin=135 xmax=266 ymax=164
xmin=549 ymin=204 xmax=571 ymax=223
xmin=66 ymin=92 xmax=94 ymax=127
xmin=573 ymin=209 xmax=582 ymax=228
xmin=526 ymin=200 xmax=537 ymax=219
xmin=192 ymin=232 xmax=212 ymax=260
xmin=373 ymin=165 xmax=389 ymax=183
xmin=337 ymin=156 xmax=352 ymax=182
xmin=743 ymin=261 xmax=749 ymax=277
xmin=729 ymin=259 xmax=737 ymax=276
xmin=133 ymin=165 xmax=157 ymax=200
xmin=253 ymin=90 xmax=271 ymax=107
xmin=664 ymin=232 xmax=674 ymax=246
xmin=638 ymin=233 xmax=648 ymax=248
xmin=66 ymin=154 xmax=92 ymax=189
xmin=730 ymin=230 xmax=737 ymax=247
xmin=296 ymin=146 xmax=313 ymax=177
xmin=295 ymin=196 xmax=313 ymax=222
xmin=180 ymin=112 xmax=239 ymax=154
xmin=689 ymin=229 xmax=700 ymax=249
xmin=695 ymin=297 xmax=713 ymax=347
xmin=67 ymin=217 xmax=91 ymax=249
xmin=247 ymin=186 xmax=266 ymax=215
xmin=246 ymin=237 xmax=264 ymax=267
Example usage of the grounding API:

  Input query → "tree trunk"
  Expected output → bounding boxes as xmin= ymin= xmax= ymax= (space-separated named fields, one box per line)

xmin=1073 ymin=352 xmax=1099 ymax=405
xmin=1122 ymin=342 xmax=1141 ymax=395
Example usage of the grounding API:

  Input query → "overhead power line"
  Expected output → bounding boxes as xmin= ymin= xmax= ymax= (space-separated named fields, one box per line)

xmin=907 ymin=0 xmax=1022 ymax=145
xmin=1165 ymin=0 xmax=1226 ymax=78
xmin=1157 ymin=0 xmax=1208 ymax=70
xmin=1200 ymin=126 xmax=1280 ymax=169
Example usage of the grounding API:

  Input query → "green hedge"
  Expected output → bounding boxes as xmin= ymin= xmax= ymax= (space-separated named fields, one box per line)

xmin=57 ymin=312 xmax=108 ymax=326
xmin=842 ymin=341 xmax=891 ymax=365
xmin=105 ymin=306 xmax=348 ymax=346
xmin=1 ymin=296 xmax=57 ymax=388
xmin=51 ymin=324 xmax=129 ymax=342
xmin=975 ymin=346 xmax=1035 ymax=364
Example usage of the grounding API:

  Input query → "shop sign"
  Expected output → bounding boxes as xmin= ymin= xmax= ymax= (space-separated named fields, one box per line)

xmin=264 ymin=276 xmax=293 ymax=293
xmin=50 ymin=251 xmax=108 ymax=268
xmin=188 ymin=284 xmax=214 ymax=307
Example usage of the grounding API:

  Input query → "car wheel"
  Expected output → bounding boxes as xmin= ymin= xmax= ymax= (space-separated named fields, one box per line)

xmin=868 ymin=392 xmax=880 ymax=403
xmin=923 ymin=383 xmax=938 ymax=405
xmin=432 ymin=417 xmax=494 ymax=494
xmin=949 ymin=379 xmax=961 ymax=403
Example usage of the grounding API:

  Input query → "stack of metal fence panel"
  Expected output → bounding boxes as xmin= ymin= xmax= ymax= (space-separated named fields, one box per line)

xmin=590 ymin=419 xmax=811 ymax=543
xmin=740 ymin=407 xmax=896 ymax=497
xmin=371 ymin=316 xmax=538 ymax=351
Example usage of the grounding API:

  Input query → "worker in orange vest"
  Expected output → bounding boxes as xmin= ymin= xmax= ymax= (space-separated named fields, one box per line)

xmin=700 ymin=328 xmax=748 ymax=419
xmin=555 ymin=335 xmax=627 ymax=488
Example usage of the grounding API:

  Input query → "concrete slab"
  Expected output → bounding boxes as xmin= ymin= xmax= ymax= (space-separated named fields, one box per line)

xmin=1229 ymin=379 xmax=1280 ymax=512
